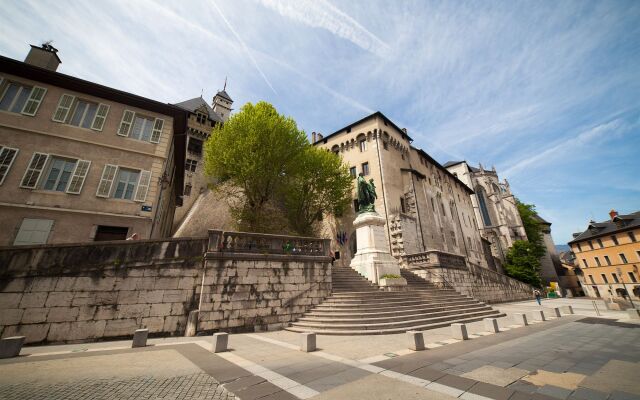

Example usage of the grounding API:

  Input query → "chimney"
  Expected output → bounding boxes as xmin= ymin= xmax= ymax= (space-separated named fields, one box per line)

xmin=312 ymin=132 xmax=317 ymax=143
xmin=402 ymin=128 xmax=407 ymax=134
xmin=25 ymin=43 xmax=61 ymax=71
xmin=609 ymin=209 xmax=618 ymax=221
xmin=317 ymin=133 xmax=323 ymax=141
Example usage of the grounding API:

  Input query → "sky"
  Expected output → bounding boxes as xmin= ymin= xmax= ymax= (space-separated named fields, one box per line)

xmin=1 ymin=0 xmax=638 ymax=244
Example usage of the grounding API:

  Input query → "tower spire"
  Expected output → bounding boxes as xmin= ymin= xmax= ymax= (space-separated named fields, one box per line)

xmin=223 ymin=77 xmax=227 ymax=91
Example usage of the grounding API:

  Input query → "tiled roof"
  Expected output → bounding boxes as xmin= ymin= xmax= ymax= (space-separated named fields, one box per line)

xmin=568 ymin=211 xmax=640 ymax=244
xmin=173 ymin=96 xmax=223 ymax=123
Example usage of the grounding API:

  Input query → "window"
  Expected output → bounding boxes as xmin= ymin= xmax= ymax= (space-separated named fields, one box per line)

xmin=597 ymin=238 xmax=603 ymax=248
xmin=619 ymin=253 xmax=628 ymax=264
xmin=0 ymin=145 xmax=19 ymax=185
xmin=0 ymin=81 xmax=46 ymax=116
xmin=477 ymin=187 xmax=492 ymax=226
xmin=431 ymin=198 xmax=435 ymax=212
xmin=594 ymin=257 xmax=601 ymax=267
xmin=589 ymin=275 xmax=595 ymax=284
xmin=611 ymin=235 xmax=619 ymax=245
xmin=629 ymin=272 xmax=638 ymax=283
xmin=576 ymin=243 xmax=582 ymax=252
xmin=13 ymin=218 xmax=54 ymax=245
xmin=183 ymin=184 xmax=192 ymax=196
xmin=188 ymin=137 xmax=203 ymax=156
xmin=361 ymin=162 xmax=369 ymax=176
xmin=94 ymin=225 xmax=129 ymax=241
xmin=19 ymin=153 xmax=91 ymax=194
xmin=604 ymin=255 xmax=611 ymax=265
xmin=359 ymin=139 xmax=367 ymax=152
xmin=612 ymin=273 xmax=619 ymax=283
xmin=628 ymin=232 xmax=637 ymax=242
xmin=117 ymin=110 xmax=163 ymax=143
xmin=186 ymin=159 xmax=197 ymax=172
xmin=601 ymin=274 xmax=608 ymax=283
xmin=582 ymin=259 xmax=588 ymax=268
xmin=441 ymin=202 xmax=446 ymax=217
xmin=349 ymin=166 xmax=357 ymax=178
xmin=383 ymin=141 xmax=388 ymax=150
xmin=400 ymin=197 xmax=406 ymax=213
xmin=353 ymin=199 xmax=359 ymax=213
xmin=196 ymin=112 xmax=207 ymax=124
xmin=96 ymin=165 xmax=151 ymax=202
xmin=588 ymin=241 xmax=594 ymax=250
xmin=53 ymin=96 xmax=110 ymax=131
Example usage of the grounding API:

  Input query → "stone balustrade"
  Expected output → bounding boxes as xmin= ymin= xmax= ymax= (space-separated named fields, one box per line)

xmin=403 ymin=250 xmax=467 ymax=270
xmin=208 ymin=230 xmax=331 ymax=257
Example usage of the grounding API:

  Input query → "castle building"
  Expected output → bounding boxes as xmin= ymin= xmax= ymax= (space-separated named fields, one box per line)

xmin=0 ymin=44 xmax=188 ymax=245
xmin=444 ymin=161 xmax=527 ymax=270
xmin=313 ymin=111 xmax=488 ymax=271
xmin=172 ymin=87 xmax=233 ymax=231
xmin=569 ymin=210 xmax=640 ymax=302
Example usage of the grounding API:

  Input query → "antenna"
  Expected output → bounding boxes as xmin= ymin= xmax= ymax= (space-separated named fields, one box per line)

xmin=223 ymin=76 xmax=227 ymax=91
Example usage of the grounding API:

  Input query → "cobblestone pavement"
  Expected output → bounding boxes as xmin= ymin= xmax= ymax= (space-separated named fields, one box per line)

xmin=0 ymin=373 xmax=234 ymax=400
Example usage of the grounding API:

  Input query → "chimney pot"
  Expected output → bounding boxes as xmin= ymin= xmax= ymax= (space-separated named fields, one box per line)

xmin=312 ymin=132 xmax=317 ymax=143
xmin=24 ymin=43 xmax=61 ymax=71
xmin=317 ymin=133 xmax=324 ymax=141
xmin=609 ymin=209 xmax=618 ymax=220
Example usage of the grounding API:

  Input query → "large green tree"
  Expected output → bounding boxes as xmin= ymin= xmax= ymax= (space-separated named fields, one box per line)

xmin=503 ymin=200 xmax=545 ymax=287
xmin=203 ymin=101 xmax=352 ymax=235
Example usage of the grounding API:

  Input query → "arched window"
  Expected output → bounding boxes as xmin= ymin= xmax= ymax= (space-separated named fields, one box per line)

xmin=476 ymin=186 xmax=492 ymax=226
xmin=356 ymin=134 xmax=367 ymax=152
xmin=331 ymin=145 xmax=340 ymax=155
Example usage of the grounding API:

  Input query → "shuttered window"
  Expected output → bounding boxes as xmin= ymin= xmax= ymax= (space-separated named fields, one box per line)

xmin=150 ymin=118 xmax=164 ymax=143
xmin=96 ymin=164 xmax=118 ymax=197
xmin=20 ymin=152 xmax=49 ymax=189
xmin=117 ymin=110 xmax=135 ymax=136
xmin=52 ymin=94 xmax=75 ymax=122
xmin=21 ymin=86 xmax=47 ymax=116
xmin=134 ymin=170 xmax=151 ymax=202
xmin=91 ymin=104 xmax=110 ymax=131
xmin=0 ymin=82 xmax=46 ymax=116
xmin=66 ymin=160 xmax=91 ymax=194
xmin=0 ymin=146 xmax=19 ymax=185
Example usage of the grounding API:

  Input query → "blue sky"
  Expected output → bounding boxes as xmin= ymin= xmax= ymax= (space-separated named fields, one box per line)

xmin=1 ymin=0 xmax=638 ymax=244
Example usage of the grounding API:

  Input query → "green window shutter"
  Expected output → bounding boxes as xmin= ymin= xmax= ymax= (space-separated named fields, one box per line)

xmin=66 ymin=160 xmax=91 ymax=194
xmin=52 ymin=94 xmax=75 ymax=122
xmin=21 ymin=86 xmax=47 ymax=116
xmin=91 ymin=103 xmax=110 ymax=131
xmin=117 ymin=110 xmax=135 ymax=137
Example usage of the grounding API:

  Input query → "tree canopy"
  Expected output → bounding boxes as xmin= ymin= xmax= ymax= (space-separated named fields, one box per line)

xmin=503 ymin=200 xmax=545 ymax=287
xmin=203 ymin=101 xmax=352 ymax=236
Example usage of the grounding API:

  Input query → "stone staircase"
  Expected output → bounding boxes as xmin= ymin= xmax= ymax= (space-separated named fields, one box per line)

xmin=286 ymin=267 xmax=504 ymax=335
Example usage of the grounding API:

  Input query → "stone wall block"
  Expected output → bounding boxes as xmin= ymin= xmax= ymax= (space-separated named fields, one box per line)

xmin=54 ymin=277 xmax=76 ymax=292
xmin=77 ymin=306 xmax=97 ymax=321
xmin=19 ymin=292 xmax=48 ymax=308
xmin=0 ymin=279 xmax=29 ymax=292
xmin=94 ymin=305 xmax=118 ymax=320
xmin=47 ymin=306 xmax=80 ymax=323
xmin=71 ymin=292 xmax=96 ymax=307
xmin=141 ymin=317 xmax=165 ymax=332
xmin=117 ymin=291 xmax=139 ymax=305
xmin=67 ymin=321 xmax=106 ymax=341
xmin=45 ymin=292 xmax=73 ymax=307
xmin=170 ymin=303 xmax=186 ymax=316
xmin=29 ymin=278 xmax=59 ymax=292
xmin=104 ymin=319 xmax=138 ymax=337
xmin=94 ymin=292 xmax=117 ymax=306
xmin=4 ymin=323 xmax=50 ymax=344
xmin=21 ymin=308 xmax=48 ymax=324
xmin=158 ymin=268 xmax=186 ymax=277
xmin=0 ymin=309 xmax=24 ymax=325
xmin=149 ymin=303 xmax=172 ymax=317
xmin=162 ymin=290 xmax=190 ymax=303
xmin=116 ymin=304 xmax=150 ymax=319
xmin=154 ymin=277 xmax=179 ymax=290
xmin=137 ymin=290 xmax=165 ymax=304
xmin=73 ymin=277 xmax=116 ymax=292
xmin=0 ymin=293 xmax=23 ymax=309
xmin=163 ymin=316 xmax=184 ymax=333
xmin=47 ymin=322 xmax=71 ymax=342
xmin=177 ymin=277 xmax=196 ymax=290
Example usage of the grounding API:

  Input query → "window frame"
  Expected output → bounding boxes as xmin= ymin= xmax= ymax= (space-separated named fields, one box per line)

xmin=96 ymin=164 xmax=151 ymax=202
xmin=0 ymin=145 xmax=19 ymax=185
xmin=361 ymin=162 xmax=369 ymax=176
xmin=619 ymin=253 xmax=628 ymax=264
xmin=117 ymin=109 xmax=164 ymax=143
xmin=611 ymin=235 xmax=619 ymax=245
xmin=0 ymin=81 xmax=47 ymax=116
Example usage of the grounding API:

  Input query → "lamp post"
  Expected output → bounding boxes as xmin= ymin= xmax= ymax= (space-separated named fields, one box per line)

xmin=617 ymin=267 xmax=636 ymax=309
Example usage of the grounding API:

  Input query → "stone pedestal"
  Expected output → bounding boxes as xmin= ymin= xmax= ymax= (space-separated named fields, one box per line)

xmin=350 ymin=212 xmax=405 ymax=286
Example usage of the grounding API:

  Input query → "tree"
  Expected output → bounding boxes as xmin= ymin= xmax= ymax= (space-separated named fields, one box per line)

xmin=504 ymin=200 xmax=546 ymax=287
xmin=282 ymin=147 xmax=352 ymax=236
xmin=203 ymin=101 xmax=352 ymax=236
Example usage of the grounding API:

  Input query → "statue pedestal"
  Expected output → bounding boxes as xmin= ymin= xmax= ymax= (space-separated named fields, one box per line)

xmin=350 ymin=212 xmax=406 ymax=287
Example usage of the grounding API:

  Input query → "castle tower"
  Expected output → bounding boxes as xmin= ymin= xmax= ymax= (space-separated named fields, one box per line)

xmin=212 ymin=79 xmax=233 ymax=122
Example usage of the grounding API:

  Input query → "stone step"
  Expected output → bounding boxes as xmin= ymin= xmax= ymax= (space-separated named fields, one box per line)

xmin=320 ymin=294 xmax=468 ymax=305
xmin=330 ymin=289 xmax=456 ymax=298
xmin=307 ymin=302 xmax=487 ymax=318
xmin=313 ymin=299 xmax=481 ymax=312
xmin=289 ymin=309 xmax=503 ymax=333
xmin=300 ymin=305 xmax=494 ymax=324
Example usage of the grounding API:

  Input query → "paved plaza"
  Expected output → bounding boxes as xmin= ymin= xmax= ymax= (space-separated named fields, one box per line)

xmin=0 ymin=298 xmax=638 ymax=400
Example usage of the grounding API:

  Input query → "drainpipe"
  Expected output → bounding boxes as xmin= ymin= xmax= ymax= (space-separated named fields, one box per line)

xmin=374 ymin=128 xmax=393 ymax=254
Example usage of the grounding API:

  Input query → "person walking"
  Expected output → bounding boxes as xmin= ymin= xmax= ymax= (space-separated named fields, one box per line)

xmin=534 ymin=289 xmax=542 ymax=305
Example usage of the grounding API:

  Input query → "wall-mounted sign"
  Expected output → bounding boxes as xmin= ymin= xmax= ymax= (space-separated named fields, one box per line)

xmin=141 ymin=205 xmax=152 ymax=212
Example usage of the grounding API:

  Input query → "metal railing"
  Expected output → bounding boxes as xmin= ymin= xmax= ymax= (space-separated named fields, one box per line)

xmin=207 ymin=229 xmax=331 ymax=257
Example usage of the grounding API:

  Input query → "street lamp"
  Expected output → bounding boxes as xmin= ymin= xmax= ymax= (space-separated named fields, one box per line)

xmin=617 ymin=267 xmax=636 ymax=309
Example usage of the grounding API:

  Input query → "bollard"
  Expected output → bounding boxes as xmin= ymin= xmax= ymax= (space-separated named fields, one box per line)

xmin=565 ymin=305 xmax=574 ymax=314
xmin=628 ymin=309 xmax=640 ymax=320
xmin=0 ymin=336 xmax=25 ymax=359
xmin=451 ymin=323 xmax=468 ymax=340
xmin=185 ymin=310 xmax=199 ymax=337
xmin=132 ymin=329 xmax=149 ymax=348
xmin=484 ymin=318 xmax=500 ymax=333
xmin=301 ymin=332 xmax=316 ymax=352
xmin=211 ymin=332 xmax=229 ymax=353
xmin=534 ymin=310 xmax=546 ymax=321
xmin=513 ymin=313 xmax=528 ymax=326
xmin=552 ymin=307 xmax=561 ymax=317
xmin=407 ymin=330 xmax=425 ymax=351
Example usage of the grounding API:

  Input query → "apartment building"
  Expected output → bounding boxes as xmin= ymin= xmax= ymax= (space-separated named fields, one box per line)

xmin=569 ymin=210 xmax=640 ymax=302
xmin=313 ymin=111 xmax=488 ymax=270
xmin=0 ymin=44 xmax=188 ymax=245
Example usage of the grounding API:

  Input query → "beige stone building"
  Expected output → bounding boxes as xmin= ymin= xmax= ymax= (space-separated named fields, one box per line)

xmin=172 ymin=89 xmax=233 ymax=231
xmin=313 ymin=111 xmax=488 ymax=270
xmin=0 ymin=44 xmax=187 ymax=245
xmin=444 ymin=161 xmax=526 ymax=270
xmin=569 ymin=210 xmax=640 ymax=304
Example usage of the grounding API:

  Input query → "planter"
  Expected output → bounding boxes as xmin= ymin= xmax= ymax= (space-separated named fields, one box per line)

xmin=379 ymin=277 xmax=408 ymax=292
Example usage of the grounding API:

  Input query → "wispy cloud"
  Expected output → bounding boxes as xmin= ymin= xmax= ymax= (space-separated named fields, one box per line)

xmin=257 ymin=0 xmax=390 ymax=57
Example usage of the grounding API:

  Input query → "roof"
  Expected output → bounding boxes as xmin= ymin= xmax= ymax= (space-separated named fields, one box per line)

xmin=533 ymin=214 xmax=551 ymax=226
xmin=314 ymin=111 xmax=413 ymax=145
xmin=215 ymin=90 xmax=233 ymax=102
xmin=568 ymin=211 xmax=640 ymax=245
xmin=0 ymin=54 xmax=188 ymax=201
xmin=412 ymin=147 xmax=474 ymax=195
xmin=443 ymin=161 xmax=464 ymax=168
xmin=174 ymin=96 xmax=223 ymax=123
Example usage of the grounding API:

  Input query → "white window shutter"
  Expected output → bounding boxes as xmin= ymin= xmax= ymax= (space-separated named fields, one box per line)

xmin=117 ymin=110 xmax=135 ymax=136
xmin=0 ymin=146 xmax=19 ymax=185
xmin=21 ymin=86 xmax=47 ymax=116
xmin=96 ymin=164 xmax=118 ymax=197
xmin=150 ymin=118 xmax=164 ymax=143
xmin=134 ymin=170 xmax=151 ymax=202
xmin=52 ymin=94 xmax=75 ymax=122
xmin=66 ymin=160 xmax=91 ymax=194
xmin=91 ymin=103 xmax=110 ymax=131
xmin=20 ymin=152 xmax=49 ymax=189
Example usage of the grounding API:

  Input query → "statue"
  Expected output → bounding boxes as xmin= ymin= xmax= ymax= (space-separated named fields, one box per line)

xmin=356 ymin=174 xmax=377 ymax=213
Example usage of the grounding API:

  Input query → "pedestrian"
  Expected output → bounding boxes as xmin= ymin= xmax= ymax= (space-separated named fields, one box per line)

xmin=534 ymin=289 xmax=542 ymax=305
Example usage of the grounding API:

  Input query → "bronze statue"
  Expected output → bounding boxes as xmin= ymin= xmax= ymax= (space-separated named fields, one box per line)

xmin=357 ymin=174 xmax=377 ymax=213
